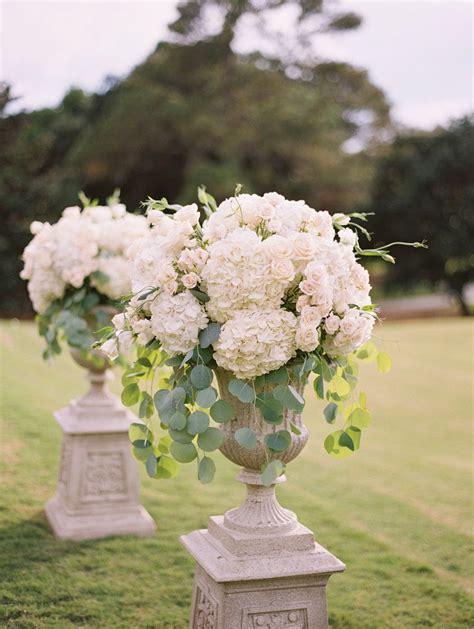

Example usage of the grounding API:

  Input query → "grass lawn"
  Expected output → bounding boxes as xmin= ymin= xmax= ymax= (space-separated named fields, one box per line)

xmin=0 ymin=318 xmax=473 ymax=628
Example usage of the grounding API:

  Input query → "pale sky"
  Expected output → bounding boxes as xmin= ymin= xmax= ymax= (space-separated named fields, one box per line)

xmin=1 ymin=0 xmax=472 ymax=129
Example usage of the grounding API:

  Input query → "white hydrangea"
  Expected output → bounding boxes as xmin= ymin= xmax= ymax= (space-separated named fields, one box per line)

xmin=149 ymin=291 xmax=208 ymax=355
xmin=323 ymin=309 xmax=375 ymax=356
xmin=21 ymin=203 xmax=148 ymax=313
xmin=213 ymin=309 xmax=297 ymax=379
xmin=201 ymin=228 xmax=292 ymax=322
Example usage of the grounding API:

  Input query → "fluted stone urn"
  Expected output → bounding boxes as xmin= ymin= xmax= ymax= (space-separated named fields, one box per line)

xmin=181 ymin=368 xmax=345 ymax=629
xmin=44 ymin=346 xmax=156 ymax=541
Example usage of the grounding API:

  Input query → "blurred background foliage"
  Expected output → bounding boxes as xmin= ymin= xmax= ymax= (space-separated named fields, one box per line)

xmin=0 ymin=0 xmax=472 ymax=317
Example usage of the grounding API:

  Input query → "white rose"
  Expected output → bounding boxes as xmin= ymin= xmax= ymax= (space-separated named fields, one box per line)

xmin=296 ymin=295 xmax=311 ymax=312
xmin=182 ymin=272 xmax=199 ymax=289
xmin=100 ymin=338 xmax=119 ymax=360
xmin=332 ymin=213 xmax=350 ymax=227
xmin=118 ymin=330 xmax=134 ymax=354
xmin=270 ymin=258 xmax=295 ymax=283
xmin=295 ymin=323 xmax=319 ymax=352
xmin=112 ymin=313 xmax=126 ymax=331
xmin=174 ymin=204 xmax=200 ymax=226
xmin=300 ymin=305 xmax=321 ymax=327
xmin=299 ymin=278 xmax=320 ymax=295
xmin=339 ymin=228 xmax=357 ymax=248
xmin=324 ymin=314 xmax=341 ymax=335
xmin=262 ymin=234 xmax=293 ymax=258
xmin=290 ymin=232 xmax=316 ymax=260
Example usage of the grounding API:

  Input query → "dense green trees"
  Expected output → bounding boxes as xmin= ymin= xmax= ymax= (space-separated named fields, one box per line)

xmin=1 ymin=0 xmax=392 ymax=316
xmin=369 ymin=117 xmax=474 ymax=314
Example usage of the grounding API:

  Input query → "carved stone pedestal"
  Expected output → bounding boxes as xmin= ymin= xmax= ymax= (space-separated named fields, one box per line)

xmin=181 ymin=471 xmax=345 ymax=629
xmin=45 ymin=368 xmax=156 ymax=541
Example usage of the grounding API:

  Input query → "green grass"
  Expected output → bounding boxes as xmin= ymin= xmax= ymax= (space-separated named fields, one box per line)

xmin=1 ymin=319 xmax=473 ymax=628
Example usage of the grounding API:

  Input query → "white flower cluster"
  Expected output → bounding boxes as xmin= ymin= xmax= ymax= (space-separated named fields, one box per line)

xmin=109 ymin=192 xmax=375 ymax=377
xmin=21 ymin=203 xmax=148 ymax=313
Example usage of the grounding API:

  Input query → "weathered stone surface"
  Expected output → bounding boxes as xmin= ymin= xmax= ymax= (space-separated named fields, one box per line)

xmin=45 ymin=368 xmax=156 ymax=541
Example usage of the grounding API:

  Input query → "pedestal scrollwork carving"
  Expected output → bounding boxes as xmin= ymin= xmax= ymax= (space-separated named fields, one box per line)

xmin=193 ymin=586 xmax=218 ymax=629
xmin=247 ymin=608 xmax=307 ymax=629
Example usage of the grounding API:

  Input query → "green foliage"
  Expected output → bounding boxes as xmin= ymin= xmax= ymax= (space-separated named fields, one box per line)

xmin=234 ymin=427 xmax=258 ymax=450
xmin=368 ymin=116 xmax=474 ymax=314
xmin=228 ymin=378 xmax=255 ymax=403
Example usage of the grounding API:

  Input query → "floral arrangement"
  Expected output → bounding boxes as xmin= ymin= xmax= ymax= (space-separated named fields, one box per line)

xmin=102 ymin=187 xmax=424 ymax=484
xmin=21 ymin=192 xmax=148 ymax=359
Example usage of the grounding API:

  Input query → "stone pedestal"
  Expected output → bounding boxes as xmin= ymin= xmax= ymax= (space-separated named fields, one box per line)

xmin=45 ymin=369 xmax=156 ymax=541
xmin=181 ymin=470 xmax=345 ymax=629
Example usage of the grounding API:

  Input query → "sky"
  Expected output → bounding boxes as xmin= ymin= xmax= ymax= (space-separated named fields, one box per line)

xmin=1 ymin=0 xmax=472 ymax=129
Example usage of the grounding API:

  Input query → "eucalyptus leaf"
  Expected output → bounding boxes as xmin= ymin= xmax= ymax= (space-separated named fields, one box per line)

xmin=235 ymin=427 xmax=258 ymax=450
xmin=197 ymin=427 xmax=224 ymax=451
xmin=190 ymin=365 xmax=213 ymax=390
xmin=265 ymin=366 xmax=288 ymax=385
xmin=377 ymin=351 xmax=392 ymax=373
xmin=187 ymin=411 xmax=210 ymax=435
xmin=121 ymin=383 xmax=140 ymax=407
xmin=323 ymin=402 xmax=338 ymax=424
xmin=210 ymin=400 xmax=234 ymax=423
xmin=169 ymin=411 xmax=187 ymax=430
xmin=196 ymin=386 xmax=218 ymax=408
xmin=199 ymin=322 xmax=221 ymax=349
xmin=265 ymin=430 xmax=291 ymax=452
xmin=228 ymin=379 xmax=255 ymax=403
xmin=261 ymin=459 xmax=284 ymax=487
xmin=198 ymin=456 xmax=216 ymax=484
xmin=256 ymin=393 xmax=284 ymax=424
xmin=170 ymin=441 xmax=197 ymax=463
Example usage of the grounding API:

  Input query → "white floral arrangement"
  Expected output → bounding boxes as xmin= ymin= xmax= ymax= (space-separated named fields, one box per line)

xmin=21 ymin=192 xmax=148 ymax=359
xmin=102 ymin=187 xmax=424 ymax=484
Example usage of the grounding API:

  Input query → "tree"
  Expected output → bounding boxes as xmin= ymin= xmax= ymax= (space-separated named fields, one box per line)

xmin=368 ymin=117 xmax=474 ymax=314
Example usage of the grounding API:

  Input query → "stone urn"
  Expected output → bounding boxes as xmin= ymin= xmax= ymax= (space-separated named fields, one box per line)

xmin=181 ymin=367 xmax=345 ymax=629
xmin=44 ymin=311 xmax=156 ymax=541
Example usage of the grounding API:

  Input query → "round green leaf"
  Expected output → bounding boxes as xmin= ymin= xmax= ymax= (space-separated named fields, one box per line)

xmin=323 ymin=402 xmax=338 ymax=424
xmin=261 ymin=459 xmax=284 ymax=487
xmin=198 ymin=456 xmax=216 ymax=484
xmin=377 ymin=351 xmax=392 ymax=373
xmin=331 ymin=375 xmax=351 ymax=397
xmin=196 ymin=386 xmax=218 ymax=408
xmin=265 ymin=366 xmax=288 ymax=385
xmin=187 ymin=411 xmax=210 ymax=435
xmin=121 ymin=383 xmax=140 ymax=407
xmin=154 ymin=387 xmax=186 ymax=423
xmin=190 ymin=365 xmax=213 ymax=390
xmin=199 ymin=322 xmax=221 ymax=349
xmin=235 ymin=427 xmax=258 ymax=450
xmin=197 ymin=427 xmax=224 ymax=451
xmin=170 ymin=441 xmax=197 ymax=463
xmin=132 ymin=443 xmax=153 ymax=462
xmin=348 ymin=407 xmax=371 ymax=429
xmin=145 ymin=453 xmax=157 ymax=477
xmin=129 ymin=422 xmax=152 ymax=444
xmin=154 ymin=455 xmax=180 ymax=479
xmin=265 ymin=430 xmax=291 ymax=452
xmin=210 ymin=399 xmax=234 ymax=423
xmin=273 ymin=384 xmax=304 ymax=412
xmin=228 ymin=378 xmax=255 ymax=403
xmin=169 ymin=426 xmax=194 ymax=444
xmin=169 ymin=411 xmax=187 ymax=430
xmin=256 ymin=393 xmax=284 ymax=424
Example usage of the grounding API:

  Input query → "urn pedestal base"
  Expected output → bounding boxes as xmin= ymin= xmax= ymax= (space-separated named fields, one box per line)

xmin=181 ymin=472 xmax=344 ymax=629
xmin=45 ymin=370 xmax=156 ymax=541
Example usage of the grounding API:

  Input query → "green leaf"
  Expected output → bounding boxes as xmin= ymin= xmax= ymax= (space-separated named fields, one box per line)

xmin=145 ymin=453 xmax=157 ymax=477
xmin=345 ymin=426 xmax=362 ymax=450
xmin=256 ymin=393 xmax=284 ymax=424
xmin=170 ymin=441 xmax=197 ymax=463
xmin=265 ymin=366 xmax=288 ymax=385
xmin=377 ymin=351 xmax=392 ymax=373
xmin=190 ymin=365 xmax=213 ymax=390
xmin=261 ymin=459 xmax=284 ymax=487
xmin=313 ymin=375 xmax=325 ymax=399
xmin=273 ymin=384 xmax=304 ymax=411
xmin=169 ymin=411 xmax=187 ymax=430
xmin=197 ymin=427 xmax=224 ymax=452
xmin=154 ymin=455 xmax=179 ymax=479
xmin=198 ymin=456 xmax=216 ymax=484
xmin=339 ymin=431 xmax=355 ymax=451
xmin=121 ymin=383 xmax=140 ymax=407
xmin=210 ymin=399 xmax=234 ymax=423
xmin=324 ymin=430 xmax=353 ymax=459
xmin=235 ymin=427 xmax=257 ymax=450
xmin=168 ymin=426 xmax=194 ymax=444
xmin=138 ymin=392 xmax=154 ymax=419
xmin=137 ymin=357 xmax=152 ymax=368
xmin=187 ymin=411 xmax=210 ymax=435
xmin=154 ymin=387 xmax=186 ymax=423
xmin=129 ymin=422 xmax=152 ymax=444
xmin=199 ymin=322 xmax=221 ymax=349
xmin=228 ymin=378 xmax=255 ymax=403
xmin=323 ymin=402 xmax=338 ymax=424
xmin=331 ymin=374 xmax=351 ymax=397
xmin=189 ymin=289 xmax=210 ymax=303
xmin=196 ymin=386 xmax=218 ymax=408
xmin=132 ymin=443 xmax=153 ymax=462
xmin=265 ymin=430 xmax=291 ymax=452
xmin=290 ymin=422 xmax=301 ymax=435
xmin=348 ymin=407 xmax=371 ymax=429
